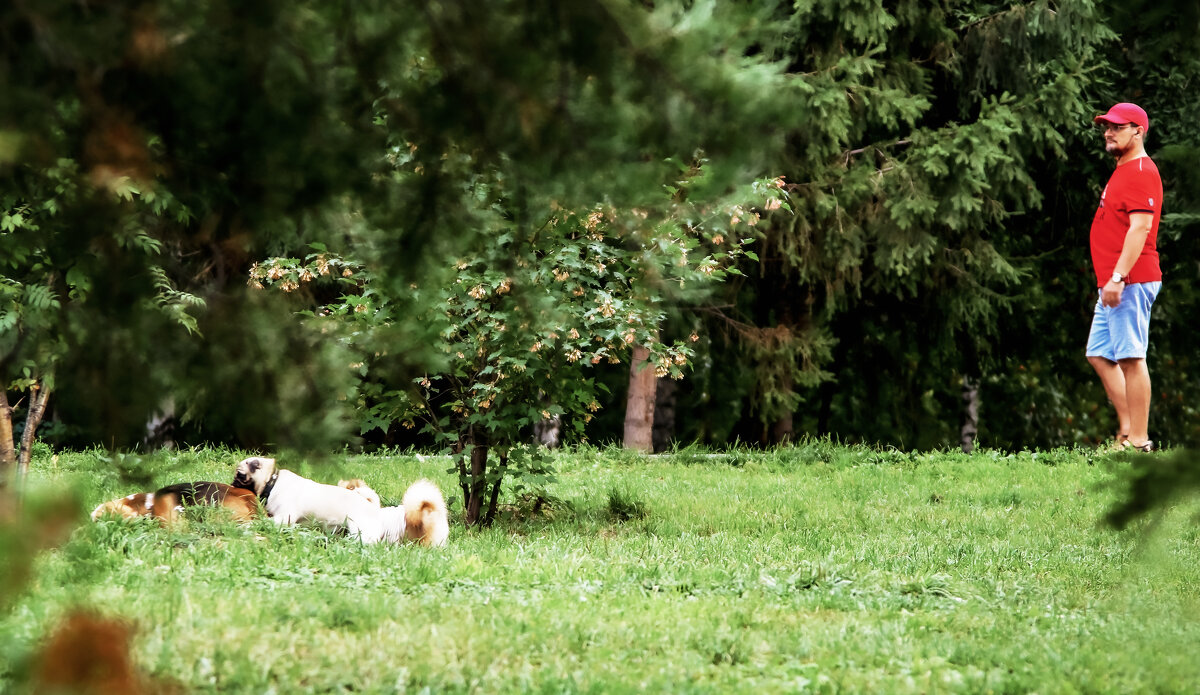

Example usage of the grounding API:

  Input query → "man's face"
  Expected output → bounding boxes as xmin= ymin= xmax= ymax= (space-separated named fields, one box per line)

xmin=1102 ymin=121 xmax=1140 ymax=157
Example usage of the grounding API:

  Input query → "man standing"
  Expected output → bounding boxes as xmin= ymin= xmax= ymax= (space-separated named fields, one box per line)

xmin=1086 ymin=102 xmax=1163 ymax=452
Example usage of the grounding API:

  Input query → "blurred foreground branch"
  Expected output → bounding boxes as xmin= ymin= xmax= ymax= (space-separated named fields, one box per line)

xmin=1104 ymin=449 xmax=1200 ymax=530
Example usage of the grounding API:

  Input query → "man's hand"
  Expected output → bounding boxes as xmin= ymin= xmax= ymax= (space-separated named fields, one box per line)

xmin=1101 ymin=280 xmax=1125 ymax=307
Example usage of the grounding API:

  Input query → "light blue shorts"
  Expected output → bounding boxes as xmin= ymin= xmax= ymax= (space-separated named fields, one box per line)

xmin=1085 ymin=281 xmax=1161 ymax=361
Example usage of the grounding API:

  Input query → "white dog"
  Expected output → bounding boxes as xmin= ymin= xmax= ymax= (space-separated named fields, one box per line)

xmin=232 ymin=457 xmax=385 ymax=542
xmin=234 ymin=458 xmax=449 ymax=546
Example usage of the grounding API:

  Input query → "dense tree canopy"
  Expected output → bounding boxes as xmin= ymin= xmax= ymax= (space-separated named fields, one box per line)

xmin=1 ymin=0 xmax=796 ymax=459
xmin=3 ymin=0 xmax=1199 ymax=462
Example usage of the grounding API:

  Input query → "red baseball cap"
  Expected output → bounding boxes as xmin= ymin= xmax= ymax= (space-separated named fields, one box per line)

xmin=1094 ymin=102 xmax=1149 ymax=131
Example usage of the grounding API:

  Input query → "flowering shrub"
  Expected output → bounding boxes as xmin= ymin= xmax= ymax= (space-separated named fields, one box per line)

xmin=254 ymin=172 xmax=787 ymax=524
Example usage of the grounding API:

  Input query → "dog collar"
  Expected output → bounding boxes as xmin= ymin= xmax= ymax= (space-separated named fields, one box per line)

xmin=259 ymin=470 xmax=280 ymax=501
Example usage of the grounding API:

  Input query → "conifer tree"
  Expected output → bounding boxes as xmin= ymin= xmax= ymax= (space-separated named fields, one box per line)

xmin=673 ymin=0 xmax=1153 ymax=449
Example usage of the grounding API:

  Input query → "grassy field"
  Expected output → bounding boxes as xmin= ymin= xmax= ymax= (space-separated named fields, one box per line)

xmin=2 ymin=443 xmax=1199 ymax=693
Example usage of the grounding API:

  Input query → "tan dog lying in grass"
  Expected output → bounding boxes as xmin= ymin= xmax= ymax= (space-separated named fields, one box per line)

xmin=234 ymin=457 xmax=449 ymax=546
xmin=337 ymin=478 xmax=381 ymax=507
xmin=91 ymin=482 xmax=258 ymax=523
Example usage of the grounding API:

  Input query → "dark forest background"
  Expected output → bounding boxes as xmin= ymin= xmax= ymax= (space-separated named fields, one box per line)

xmin=4 ymin=0 xmax=1199 ymax=460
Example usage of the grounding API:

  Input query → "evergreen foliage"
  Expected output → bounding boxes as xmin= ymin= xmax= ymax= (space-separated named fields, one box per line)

xmin=670 ymin=1 xmax=1200 ymax=451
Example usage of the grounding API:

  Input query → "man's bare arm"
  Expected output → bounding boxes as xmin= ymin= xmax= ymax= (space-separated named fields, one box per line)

xmin=1101 ymin=212 xmax=1153 ymax=307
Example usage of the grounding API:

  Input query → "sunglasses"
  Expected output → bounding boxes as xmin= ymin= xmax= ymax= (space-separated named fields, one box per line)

xmin=1098 ymin=122 xmax=1138 ymax=134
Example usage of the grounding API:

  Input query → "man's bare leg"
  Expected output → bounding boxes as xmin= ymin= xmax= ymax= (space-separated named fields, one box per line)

xmin=1118 ymin=357 xmax=1151 ymax=446
xmin=1088 ymin=356 xmax=1130 ymax=442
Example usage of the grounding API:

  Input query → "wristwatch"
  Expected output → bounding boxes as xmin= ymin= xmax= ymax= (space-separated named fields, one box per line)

xmin=1110 ymin=272 xmax=1126 ymax=284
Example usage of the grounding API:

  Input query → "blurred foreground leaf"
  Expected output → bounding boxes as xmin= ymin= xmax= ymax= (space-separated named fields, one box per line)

xmin=0 ymin=484 xmax=81 ymax=614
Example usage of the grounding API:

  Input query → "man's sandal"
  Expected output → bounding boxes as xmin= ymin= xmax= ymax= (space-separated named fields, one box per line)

xmin=1121 ymin=439 xmax=1155 ymax=453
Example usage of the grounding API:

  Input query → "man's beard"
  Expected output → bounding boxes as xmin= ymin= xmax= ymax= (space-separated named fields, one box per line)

xmin=1106 ymin=140 xmax=1130 ymax=158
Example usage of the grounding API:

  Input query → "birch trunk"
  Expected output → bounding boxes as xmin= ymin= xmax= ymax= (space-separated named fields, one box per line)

xmin=17 ymin=384 xmax=50 ymax=477
xmin=0 ymin=389 xmax=16 ymax=472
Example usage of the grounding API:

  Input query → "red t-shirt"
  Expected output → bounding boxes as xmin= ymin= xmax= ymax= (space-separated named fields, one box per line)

xmin=1089 ymin=156 xmax=1163 ymax=286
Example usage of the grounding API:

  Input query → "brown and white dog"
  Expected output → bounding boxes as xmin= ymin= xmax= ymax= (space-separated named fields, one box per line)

xmin=91 ymin=493 xmax=154 ymax=521
xmin=370 ymin=479 xmax=450 ymax=547
xmin=341 ymin=476 xmax=447 ymax=546
xmin=233 ymin=457 xmax=448 ymax=546
xmin=400 ymin=479 xmax=449 ymax=547
xmin=90 ymin=482 xmax=258 ymax=523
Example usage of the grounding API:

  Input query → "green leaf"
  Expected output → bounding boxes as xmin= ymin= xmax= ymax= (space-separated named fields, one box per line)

xmin=109 ymin=177 xmax=140 ymax=201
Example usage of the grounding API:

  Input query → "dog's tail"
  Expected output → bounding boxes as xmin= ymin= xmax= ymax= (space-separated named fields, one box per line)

xmin=401 ymin=479 xmax=449 ymax=547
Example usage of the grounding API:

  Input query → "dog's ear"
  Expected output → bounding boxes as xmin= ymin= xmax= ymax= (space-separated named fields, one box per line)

xmin=241 ymin=457 xmax=276 ymax=474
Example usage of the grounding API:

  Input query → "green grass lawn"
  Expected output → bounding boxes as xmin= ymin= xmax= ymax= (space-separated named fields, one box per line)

xmin=3 ymin=443 xmax=1199 ymax=693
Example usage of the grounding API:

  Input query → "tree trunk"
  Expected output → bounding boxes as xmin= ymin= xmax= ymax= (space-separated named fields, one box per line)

xmin=0 ymin=389 xmax=16 ymax=473
xmin=533 ymin=414 xmax=561 ymax=448
xmin=771 ymin=411 xmax=794 ymax=445
xmin=770 ymin=368 xmax=794 ymax=445
xmin=453 ymin=439 xmax=469 ymax=509
xmin=143 ymin=397 xmax=176 ymax=451
xmin=960 ymin=375 xmax=979 ymax=454
xmin=651 ymin=378 xmax=677 ymax=453
xmin=464 ymin=444 xmax=488 ymax=526
xmin=483 ymin=454 xmax=507 ymax=527
xmin=623 ymin=344 xmax=657 ymax=452
xmin=17 ymin=384 xmax=50 ymax=477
